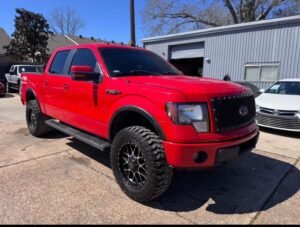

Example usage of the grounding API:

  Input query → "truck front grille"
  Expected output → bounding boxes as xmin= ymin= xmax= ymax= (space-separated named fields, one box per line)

xmin=212 ymin=93 xmax=256 ymax=133
xmin=257 ymin=112 xmax=300 ymax=130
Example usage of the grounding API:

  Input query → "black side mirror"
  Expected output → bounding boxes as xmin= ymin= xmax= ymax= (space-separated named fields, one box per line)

xmin=71 ymin=66 xmax=101 ymax=83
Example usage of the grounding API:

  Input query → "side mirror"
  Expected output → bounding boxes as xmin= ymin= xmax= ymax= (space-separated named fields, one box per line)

xmin=259 ymin=89 xmax=265 ymax=93
xmin=71 ymin=65 xmax=100 ymax=83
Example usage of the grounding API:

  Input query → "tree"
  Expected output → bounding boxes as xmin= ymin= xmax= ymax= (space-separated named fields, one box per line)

xmin=49 ymin=7 xmax=84 ymax=36
xmin=4 ymin=8 xmax=50 ymax=62
xmin=142 ymin=0 xmax=300 ymax=35
xmin=130 ymin=0 xmax=137 ymax=46
xmin=273 ymin=0 xmax=300 ymax=17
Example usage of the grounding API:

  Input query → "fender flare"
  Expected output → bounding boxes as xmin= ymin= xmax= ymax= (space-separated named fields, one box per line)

xmin=109 ymin=106 xmax=166 ymax=141
xmin=25 ymin=88 xmax=39 ymax=104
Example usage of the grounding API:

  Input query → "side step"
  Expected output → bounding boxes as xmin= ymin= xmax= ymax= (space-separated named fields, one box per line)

xmin=45 ymin=120 xmax=111 ymax=152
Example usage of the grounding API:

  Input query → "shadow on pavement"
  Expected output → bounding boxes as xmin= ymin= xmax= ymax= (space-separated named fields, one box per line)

xmin=259 ymin=127 xmax=300 ymax=139
xmin=65 ymin=138 xmax=299 ymax=214
xmin=42 ymin=130 xmax=69 ymax=140
xmin=66 ymin=138 xmax=111 ymax=168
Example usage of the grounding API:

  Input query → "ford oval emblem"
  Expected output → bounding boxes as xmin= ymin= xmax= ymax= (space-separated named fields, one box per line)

xmin=239 ymin=105 xmax=249 ymax=117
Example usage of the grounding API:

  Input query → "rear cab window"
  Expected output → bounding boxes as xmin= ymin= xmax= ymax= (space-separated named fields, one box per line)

xmin=19 ymin=66 xmax=41 ymax=73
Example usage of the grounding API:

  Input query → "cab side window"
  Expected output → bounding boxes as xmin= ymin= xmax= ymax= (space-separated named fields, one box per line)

xmin=49 ymin=50 xmax=71 ymax=75
xmin=69 ymin=49 xmax=99 ymax=74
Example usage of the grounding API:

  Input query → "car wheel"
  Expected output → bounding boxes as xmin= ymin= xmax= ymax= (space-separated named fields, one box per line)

xmin=111 ymin=126 xmax=173 ymax=203
xmin=7 ymin=83 xmax=14 ymax=93
xmin=26 ymin=100 xmax=51 ymax=137
xmin=17 ymin=80 xmax=21 ymax=95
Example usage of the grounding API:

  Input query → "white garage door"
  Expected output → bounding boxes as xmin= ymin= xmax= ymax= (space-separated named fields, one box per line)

xmin=170 ymin=42 xmax=205 ymax=60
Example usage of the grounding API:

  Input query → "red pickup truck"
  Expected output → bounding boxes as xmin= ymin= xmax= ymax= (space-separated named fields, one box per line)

xmin=21 ymin=43 xmax=259 ymax=202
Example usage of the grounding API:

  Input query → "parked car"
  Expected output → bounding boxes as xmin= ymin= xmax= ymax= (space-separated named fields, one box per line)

xmin=0 ymin=62 xmax=12 ymax=92
xmin=21 ymin=43 xmax=259 ymax=202
xmin=5 ymin=64 xmax=44 ymax=93
xmin=256 ymin=79 xmax=300 ymax=132
xmin=0 ymin=82 xmax=5 ymax=97
xmin=235 ymin=82 xmax=261 ymax=97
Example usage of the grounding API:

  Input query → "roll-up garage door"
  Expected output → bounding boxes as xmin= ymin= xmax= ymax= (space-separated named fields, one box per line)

xmin=170 ymin=42 xmax=205 ymax=60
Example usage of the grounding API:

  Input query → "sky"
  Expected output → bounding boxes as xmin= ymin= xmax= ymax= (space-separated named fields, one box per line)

xmin=0 ymin=0 xmax=148 ymax=45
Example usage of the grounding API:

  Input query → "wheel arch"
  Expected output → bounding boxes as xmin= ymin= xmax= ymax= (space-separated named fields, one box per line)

xmin=26 ymin=88 xmax=38 ymax=103
xmin=109 ymin=106 xmax=166 ymax=141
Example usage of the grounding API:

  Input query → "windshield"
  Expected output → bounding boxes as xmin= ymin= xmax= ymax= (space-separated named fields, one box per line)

xmin=99 ymin=48 xmax=181 ymax=77
xmin=265 ymin=82 xmax=300 ymax=95
xmin=19 ymin=66 xmax=43 ymax=73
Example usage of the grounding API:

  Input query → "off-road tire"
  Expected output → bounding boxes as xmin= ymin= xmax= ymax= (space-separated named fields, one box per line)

xmin=26 ymin=100 xmax=51 ymax=137
xmin=111 ymin=126 xmax=173 ymax=203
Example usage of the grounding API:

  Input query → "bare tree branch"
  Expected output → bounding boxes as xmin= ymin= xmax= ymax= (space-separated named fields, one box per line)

xmin=142 ymin=0 xmax=298 ymax=36
xmin=224 ymin=0 xmax=239 ymax=23
xmin=159 ymin=12 xmax=221 ymax=27
xmin=257 ymin=0 xmax=285 ymax=20
xmin=49 ymin=7 xmax=84 ymax=36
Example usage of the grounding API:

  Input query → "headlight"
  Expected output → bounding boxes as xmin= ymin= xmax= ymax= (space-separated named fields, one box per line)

xmin=166 ymin=103 xmax=209 ymax=132
xmin=297 ymin=111 xmax=300 ymax=119
xmin=256 ymin=105 xmax=260 ymax=111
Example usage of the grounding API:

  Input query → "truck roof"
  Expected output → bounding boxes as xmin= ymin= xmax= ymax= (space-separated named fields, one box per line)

xmin=54 ymin=43 xmax=145 ymax=52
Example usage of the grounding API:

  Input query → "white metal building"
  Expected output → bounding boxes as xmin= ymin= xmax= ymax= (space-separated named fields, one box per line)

xmin=142 ymin=16 xmax=300 ymax=89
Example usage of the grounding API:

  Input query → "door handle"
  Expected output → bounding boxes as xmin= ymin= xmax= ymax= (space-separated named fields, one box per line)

xmin=43 ymin=81 xmax=48 ymax=87
xmin=63 ymin=84 xmax=69 ymax=90
xmin=106 ymin=89 xmax=122 ymax=95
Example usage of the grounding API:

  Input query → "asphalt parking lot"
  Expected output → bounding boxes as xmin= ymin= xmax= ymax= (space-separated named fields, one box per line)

xmin=0 ymin=94 xmax=299 ymax=224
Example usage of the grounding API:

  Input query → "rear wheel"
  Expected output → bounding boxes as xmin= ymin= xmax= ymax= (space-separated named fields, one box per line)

xmin=26 ymin=100 xmax=51 ymax=137
xmin=17 ymin=80 xmax=21 ymax=95
xmin=111 ymin=126 xmax=173 ymax=203
xmin=6 ymin=83 xmax=14 ymax=93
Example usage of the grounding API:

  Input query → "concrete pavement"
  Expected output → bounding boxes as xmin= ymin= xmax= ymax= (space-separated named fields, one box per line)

xmin=0 ymin=94 xmax=299 ymax=224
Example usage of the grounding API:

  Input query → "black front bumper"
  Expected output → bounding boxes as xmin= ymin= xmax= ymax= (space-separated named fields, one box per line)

xmin=216 ymin=132 xmax=260 ymax=164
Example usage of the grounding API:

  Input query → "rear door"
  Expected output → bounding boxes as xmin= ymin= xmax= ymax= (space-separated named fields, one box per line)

xmin=64 ymin=48 xmax=105 ymax=136
xmin=43 ymin=49 xmax=73 ymax=120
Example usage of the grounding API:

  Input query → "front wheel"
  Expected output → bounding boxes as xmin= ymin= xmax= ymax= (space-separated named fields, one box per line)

xmin=111 ymin=126 xmax=173 ymax=203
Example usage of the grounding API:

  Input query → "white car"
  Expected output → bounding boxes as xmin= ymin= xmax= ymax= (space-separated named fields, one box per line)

xmin=255 ymin=79 xmax=300 ymax=132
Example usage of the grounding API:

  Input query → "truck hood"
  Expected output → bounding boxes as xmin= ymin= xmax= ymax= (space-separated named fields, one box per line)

xmin=125 ymin=76 xmax=249 ymax=101
xmin=256 ymin=93 xmax=300 ymax=111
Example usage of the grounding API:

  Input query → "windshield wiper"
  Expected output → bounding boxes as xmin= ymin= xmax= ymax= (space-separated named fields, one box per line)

xmin=130 ymin=70 xmax=160 ymax=75
xmin=159 ymin=71 xmax=180 ymax=75
xmin=113 ymin=70 xmax=160 ymax=77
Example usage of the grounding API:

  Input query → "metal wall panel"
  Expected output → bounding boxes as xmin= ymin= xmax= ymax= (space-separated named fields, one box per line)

xmin=144 ymin=17 xmax=300 ymax=89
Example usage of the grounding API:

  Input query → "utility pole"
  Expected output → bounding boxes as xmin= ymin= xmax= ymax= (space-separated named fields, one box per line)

xmin=130 ymin=0 xmax=136 ymax=46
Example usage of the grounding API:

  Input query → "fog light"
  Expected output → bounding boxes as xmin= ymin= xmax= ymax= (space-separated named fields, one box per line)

xmin=193 ymin=152 xmax=208 ymax=163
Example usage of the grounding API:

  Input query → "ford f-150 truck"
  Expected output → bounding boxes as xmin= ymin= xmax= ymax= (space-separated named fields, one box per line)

xmin=21 ymin=43 xmax=259 ymax=202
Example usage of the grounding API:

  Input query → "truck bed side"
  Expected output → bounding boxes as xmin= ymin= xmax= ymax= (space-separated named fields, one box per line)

xmin=20 ymin=72 xmax=45 ymax=112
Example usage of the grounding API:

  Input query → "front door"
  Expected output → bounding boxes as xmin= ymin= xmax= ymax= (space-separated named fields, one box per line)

xmin=64 ymin=48 xmax=106 ymax=136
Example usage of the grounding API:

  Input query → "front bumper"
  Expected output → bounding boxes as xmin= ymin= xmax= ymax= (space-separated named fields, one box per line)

xmin=163 ymin=128 xmax=259 ymax=168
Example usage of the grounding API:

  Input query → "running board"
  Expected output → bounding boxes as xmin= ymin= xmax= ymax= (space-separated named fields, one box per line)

xmin=45 ymin=120 xmax=111 ymax=152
